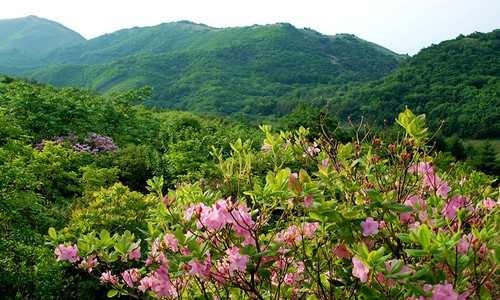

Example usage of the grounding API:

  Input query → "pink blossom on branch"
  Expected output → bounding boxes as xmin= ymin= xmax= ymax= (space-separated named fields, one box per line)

xmin=122 ymin=268 xmax=140 ymax=288
xmin=360 ymin=217 xmax=379 ymax=236
xmin=54 ymin=243 xmax=80 ymax=263
xmin=303 ymin=194 xmax=314 ymax=208
xmin=100 ymin=271 xmax=119 ymax=285
xmin=226 ymin=246 xmax=249 ymax=274
xmin=129 ymin=242 xmax=141 ymax=261
xmin=352 ymin=257 xmax=369 ymax=283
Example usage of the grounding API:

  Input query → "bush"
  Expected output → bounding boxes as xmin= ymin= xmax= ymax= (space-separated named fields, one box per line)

xmin=47 ymin=109 xmax=499 ymax=299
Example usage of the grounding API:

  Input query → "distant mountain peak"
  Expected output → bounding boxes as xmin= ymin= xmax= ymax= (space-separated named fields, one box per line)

xmin=0 ymin=15 xmax=85 ymax=53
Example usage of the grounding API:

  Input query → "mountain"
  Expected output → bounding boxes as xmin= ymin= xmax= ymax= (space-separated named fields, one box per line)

xmin=0 ymin=16 xmax=85 ymax=71
xmin=0 ymin=19 xmax=405 ymax=117
xmin=330 ymin=30 xmax=500 ymax=138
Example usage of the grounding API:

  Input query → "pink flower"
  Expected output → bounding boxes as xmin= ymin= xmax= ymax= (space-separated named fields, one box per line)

xmin=162 ymin=234 xmax=179 ymax=252
xmin=456 ymin=236 xmax=470 ymax=255
xmin=352 ymin=257 xmax=369 ymax=283
xmin=483 ymin=197 xmax=497 ymax=210
xmin=129 ymin=242 xmax=141 ymax=261
xmin=228 ymin=202 xmax=255 ymax=238
xmin=304 ymin=142 xmax=320 ymax=157
xmin=430 ymin=282 xmax=458 ymax=300
xmin=417 ymin=162 xmax=451 ymax=199
xmin=436 ymin=181 xmax=451 ymax=199
xmin=184 ymin=203 xmax=196 ymax=221
xmin=441 ymin=195 xmax=472 ymax=220
xmin=303 ymin=222 xmax=319 ymax=238
xmin=188 ymin=260 xmax=211 ymax=279
xmin=78 ymin=254 xmax=97 ymax=272
xmin=138 ymin=276 xmax=154 ymax=293
xmin=262 ymin=143 xmax=272 ymax=151
xmin=321 ymin=158 xmax=330 ymax=168
xmin=100 ymin=271 xmax=119 ymax=285
xmin=284 ymin=273 xmax=297 ymax=284
xmin=226 ymin=247 xmax=249 ymax=274
xmin=54 ymin=243 xmax=80 ymax=263
xmin=303 ymin=194 xmax=314 ymax=208
xmin=360 ymin=217 xmax=379 ymax=236
xmin=122 ymin=268 xmax=140 ymax=288
xmin=334 ymin=244 xmax=351 ymax=259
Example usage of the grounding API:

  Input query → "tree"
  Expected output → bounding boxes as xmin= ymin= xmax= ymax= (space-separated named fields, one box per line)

xmin=471 ymin=141 xmax=499 ymax=176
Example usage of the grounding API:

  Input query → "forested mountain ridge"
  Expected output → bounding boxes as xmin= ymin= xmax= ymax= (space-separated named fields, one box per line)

xmin=0 ymin=16 xmax=85 ymax=70
xmin=330 ymin=30 xmax=500 ymax=138
xmin=0 ymin=17 xmax=497 ymax=138
xmin=0 ymin=18 xmax=405 ymax=116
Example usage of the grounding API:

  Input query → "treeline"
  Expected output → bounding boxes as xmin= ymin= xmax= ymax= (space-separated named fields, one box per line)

xmin=329 ymin=30 xmax=500 ymax=139
xmin=0 ymin=75 xmax=498 ymax=298
xmin=3 ymin=21 xmax=404 ymax=118
xmin=0 ymin=75 xmax=263 ymax=298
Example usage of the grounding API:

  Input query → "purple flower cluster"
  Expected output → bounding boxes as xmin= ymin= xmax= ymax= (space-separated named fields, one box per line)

xmin=34 ymin=133 xmax=119 ymax=154
xmin=77 ymin=133 xmax=120 ymax=154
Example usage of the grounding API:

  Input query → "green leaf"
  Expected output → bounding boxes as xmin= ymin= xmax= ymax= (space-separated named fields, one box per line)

xmin=48 ymin=227 xmax=57 ymax=239
xmin=338 ymin=143 xmax=353 ymax=158
xmin=366 ymin=189 xmax=383 ymax=202
xmin=322 ymin=209 xmax=343 ymax=222
xmin=387 ymin=203 xmax=414 ymax=213
xmin=389 ymin=260 xmax=404 ymax=274
xmin=187 ymin=239 xmax=201 ymax=255
xmin=107 ymin=289 xmax=119 ymax=298
xmin=479 ymin=285 xmax=492 ymax=300
xmin=417 ymin=224 xmax=431 ymax=248
xmin=256 ymin=268 xmax=272 ymax=280
xmin=173 ymin=228 xmax=186 ymax=245
xmin=100 ymin=229 xmax=111 ymax=242
xmin=404 ymin=249 xmax=427 ymax=257
xmin=309 ymin=211 xmax=323 ymax=222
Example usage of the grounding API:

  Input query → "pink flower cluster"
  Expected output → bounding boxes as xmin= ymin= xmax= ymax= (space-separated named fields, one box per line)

xmin=138 ymin=265 xmax=177 ymax=298
xmin=185 ymin=199 xmax=255 ymax=244
xmin=408 ymin=281 xmax=469 ymax=300
xmin=275 ymin=222 xmax=320 ymax=245
xmin=128 ymin=242 xmax=141 ymax=261
xmin=187 ymin=251 xmax=212 ymax=280
xmin=417 ymin=162 xmax=451 ymax=199
xmin=441 ymin=195 xmax=473 ymax=220
xmin=54 ymin=243 xmax=80 ymax=263
xmin=352 ymin=257 xmax=369 ymax=283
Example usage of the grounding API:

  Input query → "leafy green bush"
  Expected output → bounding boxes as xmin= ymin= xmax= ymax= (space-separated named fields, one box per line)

xmin=48 ymin=109 xmax=499 ymax=299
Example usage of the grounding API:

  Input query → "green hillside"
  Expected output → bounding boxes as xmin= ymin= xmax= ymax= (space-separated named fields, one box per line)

xmin=0 ymin=16 xmax=85 ymax=70
xmin=6 ymin=21 xmax=405 ymax=117
xmin=330 ymin=30 xmax=500 ymax=138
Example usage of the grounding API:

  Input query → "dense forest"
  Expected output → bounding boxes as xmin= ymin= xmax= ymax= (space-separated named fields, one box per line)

xmin=0 ymin=16 xmax=405 ymax=118
xmin=0 ymin=74 xmax=264 ymax=298
xmin=0 ymin=16 xmax=499 ymax=299
xmin=0 ymin=17 xmax=498 ymax=139
xmin=1 ymin=72 xmax=499 ymax=299
xmin=329 ymin=30 xmax=500 ymax=138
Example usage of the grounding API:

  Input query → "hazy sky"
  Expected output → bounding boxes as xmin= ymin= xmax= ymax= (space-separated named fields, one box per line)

xmin=2 ymin=0 xmax=499 ymax=55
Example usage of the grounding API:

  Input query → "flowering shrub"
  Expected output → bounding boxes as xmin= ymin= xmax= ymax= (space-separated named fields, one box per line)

xmin=47 ymin=109 xmax=499 ymax=299
xmin=36 ymin=132 xmax=119 ymax=154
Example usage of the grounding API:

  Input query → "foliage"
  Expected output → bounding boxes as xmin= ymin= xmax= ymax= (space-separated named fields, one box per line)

xmin=469 ymin=141 xmax=500 ymax=177
xmin=0 ymin=15 xmax=85 ymax=69
xmin=48 ymin=109 xmax=500 ymax=299
xmin=0 ymin=76 xmax=267 ymax=299
xmin=62 ymin=183 xmax=156 ymax=240
xmin=2 ymin=21 xmax=403 ymax=117
xmin=331 ymin=30 xmax=500 ymax=139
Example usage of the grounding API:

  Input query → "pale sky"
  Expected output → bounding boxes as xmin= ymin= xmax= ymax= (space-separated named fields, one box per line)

xmin=2 ymin=0 xmax=499 ymax=55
